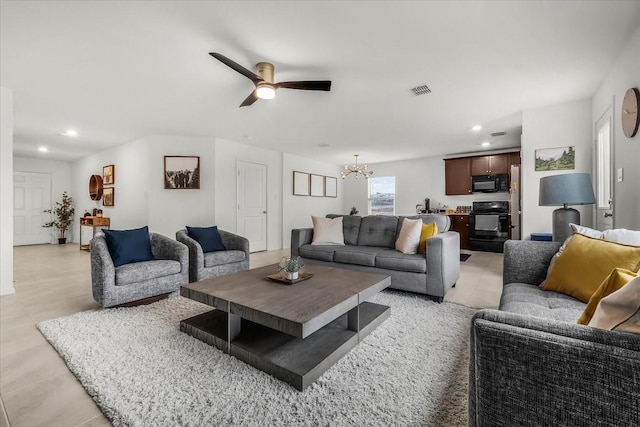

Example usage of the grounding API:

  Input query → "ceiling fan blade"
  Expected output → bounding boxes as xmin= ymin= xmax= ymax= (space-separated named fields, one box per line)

xmin=276 ymin=81 xmax=332 ymax=91
xmin=240 ymin=90 xmax=259 ymax=107
xmin=209 ymin=52 xmax=263 ymax=84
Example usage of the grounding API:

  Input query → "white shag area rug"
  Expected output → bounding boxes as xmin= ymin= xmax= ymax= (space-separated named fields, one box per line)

xmin=38 ymin=291 xmax=476 ymax=427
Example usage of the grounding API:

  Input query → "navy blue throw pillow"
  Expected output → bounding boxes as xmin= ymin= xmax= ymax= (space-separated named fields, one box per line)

xmin=186 ymin=225 xmax=226 ymax=253
xmin=103 ymin=226 xmax=154 ymax=267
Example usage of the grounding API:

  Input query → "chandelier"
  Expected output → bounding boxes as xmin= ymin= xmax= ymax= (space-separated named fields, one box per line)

xmin=341 ymin=154 xmax=373 ymax=179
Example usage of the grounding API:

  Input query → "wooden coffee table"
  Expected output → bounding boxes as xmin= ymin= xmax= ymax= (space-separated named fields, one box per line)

xmin=180 ymin=264 xmax=391 ymax=390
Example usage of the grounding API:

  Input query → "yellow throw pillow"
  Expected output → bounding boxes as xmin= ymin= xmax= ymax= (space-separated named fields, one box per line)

xmin=417 ymin=222 xmax=438 ymax=254
xmin=540 ymin=233 xmax=640 ymax=303
xmin=577 ymin=268 xmax=637 ymax=325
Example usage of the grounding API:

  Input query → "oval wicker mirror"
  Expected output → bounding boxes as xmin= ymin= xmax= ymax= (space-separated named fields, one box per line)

xmin=89 ymin=174 xmax=103 ymax=201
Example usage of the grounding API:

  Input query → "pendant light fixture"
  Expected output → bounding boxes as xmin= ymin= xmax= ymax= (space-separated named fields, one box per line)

xmin=341 ymin=154 xmax=373 ymax=179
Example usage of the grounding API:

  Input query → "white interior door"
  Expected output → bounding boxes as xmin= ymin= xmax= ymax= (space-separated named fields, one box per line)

xmin=595 ymin=106 xmax=614 ymax=231
xmin=237 ymin=161 xmax=267 ymax=252
xmin=14 ymin=171 xmax=52 ymax=245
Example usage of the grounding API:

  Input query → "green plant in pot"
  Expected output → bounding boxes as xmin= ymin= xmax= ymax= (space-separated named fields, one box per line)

xmin=43 ymin=191 xmax=75 ymax=244
xmin=279 ymin=256 xmax=304 ymax=280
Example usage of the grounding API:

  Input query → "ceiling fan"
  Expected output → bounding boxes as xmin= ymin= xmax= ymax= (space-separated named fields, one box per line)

xmin=209 ymin=52 xmax=332 ymax=107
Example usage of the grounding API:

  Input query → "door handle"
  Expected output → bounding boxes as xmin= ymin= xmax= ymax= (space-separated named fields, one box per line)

xmin=263 ymin=211 xmax=267 ymax=214
xmin=604 ymin=212 xmax=613 ymax=218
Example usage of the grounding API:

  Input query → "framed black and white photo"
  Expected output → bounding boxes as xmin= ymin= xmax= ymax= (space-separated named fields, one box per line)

xmin=310 ymin=174 xmax=324 ymax=197
xmin=325 ymin=176 xmax=337 ymax=198
xmin=102 ymin=164 xmax=114 ymax=185
xmin=293 ymin=171 xmax=309 ymax=196
xmin=164 ymin=156 xmax=200 ymax=189
xmin=102 ymin=187 xmax=114 ymax=207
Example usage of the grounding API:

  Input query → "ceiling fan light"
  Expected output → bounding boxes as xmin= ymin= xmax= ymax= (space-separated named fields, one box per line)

xmin=256 ymin=84 xmax=276 ymax=100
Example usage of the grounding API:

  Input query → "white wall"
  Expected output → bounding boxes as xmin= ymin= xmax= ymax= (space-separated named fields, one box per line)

xmin=145 ymin=136 xmax=215 ymax=238
xmin=282 ymin=153 xmax=344 ymax=248
xmin=72 ymin=136 xmax=216 ymax=243
xmin=214 ymin=138 xmax=283 ymax=250
xmin=521 ymin=98 xmax=593 ymax=239
xmin=342 ymin=154 xmax=510 ymax=218
xmin=13 ymin=156 xmax=73 ymax=242
xmin=0 ymin=87 xmax=14 ymax=295
xmin=592 ymin=25 xmax=640 ymax=230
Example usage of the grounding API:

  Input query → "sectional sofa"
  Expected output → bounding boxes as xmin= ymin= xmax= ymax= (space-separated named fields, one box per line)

xmin=291 ymin=214 xmax=460 ymax=302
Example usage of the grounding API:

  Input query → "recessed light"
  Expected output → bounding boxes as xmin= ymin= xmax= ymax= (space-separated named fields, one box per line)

xmin=472 ymin=125 xmax=482 ymax=131
xmin=481 ymin=141 xmax=490 ymax=147
xmin=60 ymin=129 xmax=78 ymax=137
xmin=38 ymin=146 xmax=48 ymax=152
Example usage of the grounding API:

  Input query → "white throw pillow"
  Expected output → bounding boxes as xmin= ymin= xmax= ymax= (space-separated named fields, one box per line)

xmin=395 ymin=218 xmax=423 ymax=254
xmin=569 ymin=223 xmax=640 ymax=246
xmin=570 ymin=223 xmax=603 ymax=239
xmin=589 ymin=275 xmax=640 ymax=334
xmin=311 ymin=216 xmax=345 ymax=245
xmin=602 ymin=228 xmax=640 ymax=246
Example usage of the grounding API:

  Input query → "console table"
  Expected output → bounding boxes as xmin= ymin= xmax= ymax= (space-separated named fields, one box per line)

xmin=79 ymin=216 xmax=110 ymax=251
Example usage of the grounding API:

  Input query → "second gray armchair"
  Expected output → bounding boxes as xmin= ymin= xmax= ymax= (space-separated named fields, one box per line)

xmin=176 ymin=228 xmax=250 ymax=282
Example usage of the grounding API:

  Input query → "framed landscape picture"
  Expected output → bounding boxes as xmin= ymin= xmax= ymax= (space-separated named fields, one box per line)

xmin=164 ymin=156 xmax=200 ymax=189
xmin=103 ymin=164 xmax=114 ymax=185
xmin=325 ymin=176 xmax=337 ymax=198
xmin=535 ymin=146 xmax=575 ymax=171
xmin=293 ymin=171 xmax=309 ymax=196
xmin=310 ymin=174 xmax=324 ymax=197
xmin=102 ymin=187 xmax=114 ymax=207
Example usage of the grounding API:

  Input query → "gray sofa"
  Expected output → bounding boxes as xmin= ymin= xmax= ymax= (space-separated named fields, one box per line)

xmin=90 ymin=232 xmax=189 ymax=307
xmin=291 ymin=214 xmax=460 ymax=302
xmin=469 ymin=240 xmax=640 ymax=426
xmin=176 ymin=229 xmax=249 ymax=283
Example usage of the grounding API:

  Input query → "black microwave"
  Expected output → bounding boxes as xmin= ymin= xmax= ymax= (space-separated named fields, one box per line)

xmin=471 ymin=174 xmax=509 ymax=193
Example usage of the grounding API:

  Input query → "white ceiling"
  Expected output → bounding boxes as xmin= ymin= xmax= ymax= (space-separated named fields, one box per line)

xmin=2 ymin=1 xmax=639 ymax=164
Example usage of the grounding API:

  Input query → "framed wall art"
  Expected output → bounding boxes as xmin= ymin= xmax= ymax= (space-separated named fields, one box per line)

xmin=164 ymin=156 xmax=200 ymax=189
xmin=102 ymin=187 xmax=114 ymax=207
xmin=310 ymin=174 xmax=324 ymax=197
xmin=293 ymin=171 xmax=309 ymax=196
xmin=325 ymin=176 xmax=337 ymax=198
xmin=535 ymin=146 xmax=575 ymax=171
xmin=103 ymin=164 xmax=114 ymax=185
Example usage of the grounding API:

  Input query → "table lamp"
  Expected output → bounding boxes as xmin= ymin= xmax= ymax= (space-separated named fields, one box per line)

xmin=539 ymin=173 xmax=596 ymax=242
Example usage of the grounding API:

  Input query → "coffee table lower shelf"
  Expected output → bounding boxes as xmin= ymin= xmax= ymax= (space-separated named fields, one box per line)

xmin=180 ymin=301 xmax=390 ymax=391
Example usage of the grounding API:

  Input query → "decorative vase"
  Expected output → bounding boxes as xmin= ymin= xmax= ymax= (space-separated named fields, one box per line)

xmin=58 ymin=237 xmax=67 ymax=245
xmin=285 ymin=271 xmax=299 ymax=280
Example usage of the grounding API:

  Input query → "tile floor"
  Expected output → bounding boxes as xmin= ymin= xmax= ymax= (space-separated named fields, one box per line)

xmin=0 ymin=244 xmax=502 ymax=426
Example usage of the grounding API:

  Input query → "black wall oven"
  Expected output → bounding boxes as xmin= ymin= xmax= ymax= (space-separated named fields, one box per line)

xmin=469 ymin=201 xmax=510 ymax=253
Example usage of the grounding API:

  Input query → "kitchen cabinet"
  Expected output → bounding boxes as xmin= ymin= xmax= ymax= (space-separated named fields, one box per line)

xmin=449 ymin=214 xmax=470 ymax=249
xmin=508 ymin=151 xmax=521 ymax=167
xmin=445 ymin=158 xmax=471 ymax=195
xmin=470 ymin=154 xmax=509 ymax=175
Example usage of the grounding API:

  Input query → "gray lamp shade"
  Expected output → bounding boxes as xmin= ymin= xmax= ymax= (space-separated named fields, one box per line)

xmin=539 ymin=173 xmax=596 ymax=206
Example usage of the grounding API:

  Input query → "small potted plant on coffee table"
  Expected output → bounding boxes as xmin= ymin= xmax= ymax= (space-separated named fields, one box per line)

xmin=279 ymin=256 xmax=304 ymax=281
xmin=43 ymin=191 xmax=75 ymax=244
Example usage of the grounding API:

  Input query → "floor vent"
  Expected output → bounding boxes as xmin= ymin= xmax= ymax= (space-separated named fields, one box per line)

xmin=490 ymin=131 xmax=506 ymax=137
xmin=410 ymin=85 xmax=432 ymax=96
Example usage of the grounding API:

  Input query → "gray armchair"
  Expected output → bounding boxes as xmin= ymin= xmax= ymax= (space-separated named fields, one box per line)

xmin=176 ymin=229 xmax=249 ymax=283
xmin=90 ymin=232 xmax=189 ymax=307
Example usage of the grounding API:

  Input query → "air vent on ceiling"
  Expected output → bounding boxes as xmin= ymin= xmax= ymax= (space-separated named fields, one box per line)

xmin=410 ymin=84 xmax=432 ymax=96
xmin=490 ymin=131 xmax=506 ymax=137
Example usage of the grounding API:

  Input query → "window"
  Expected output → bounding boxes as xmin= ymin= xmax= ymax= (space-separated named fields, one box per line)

xmin=368 ymin=176 xmax=395 ymax=215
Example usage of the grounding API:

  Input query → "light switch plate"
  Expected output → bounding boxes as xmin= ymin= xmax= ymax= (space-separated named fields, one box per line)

xmin=617 ymin=168 xmax=623 ymax=183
